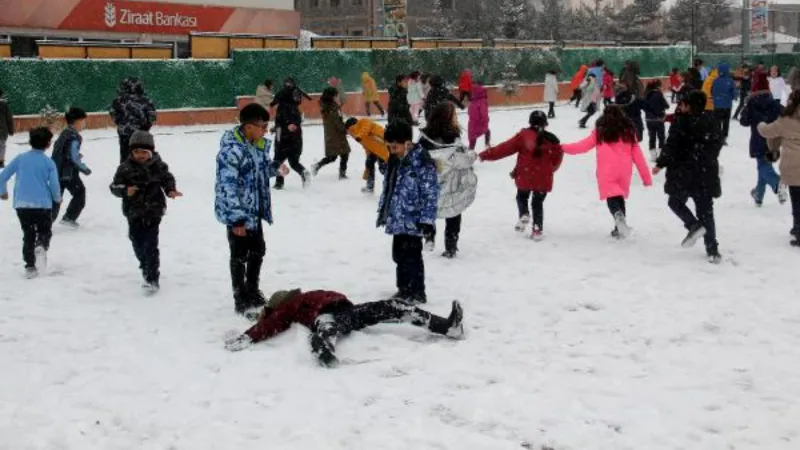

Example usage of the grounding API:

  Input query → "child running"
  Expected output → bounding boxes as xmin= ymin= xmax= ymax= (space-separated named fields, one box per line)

xmin=642 ymin=80 xmax=670 ymax=161
xmin=653 ymin=91 xmax=724 ymax=263
xmin=51 ymin=107 xmax=92 ymax=226
xmin=467 ymin=79 xmax=490 ymax=150
xmin=578 ymin=73 xmax=599 ymax=129
xmin=0 ymin=127 xmax=61 ymax=277
xmin=110 ymin=130 xmax=182 ymax=294
xmin=562 ymin=105 xmax=653 ymax=239
xmin=312 ymin=87 xmax=351 ymax=180
xmin=345 ymin=117 xmax=388 ymax=194
xmin=479 ymin=111 xmax=563 ymax=240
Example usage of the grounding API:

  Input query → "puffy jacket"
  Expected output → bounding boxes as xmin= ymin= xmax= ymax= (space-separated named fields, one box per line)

xmin=561 ymin=130 xmax=652 ymax=200
xmin=467 ymin=84 xmax=490 ymax=144
xmin=602 ymin=71 xmax=615 ymax=100
xmin=479 ymin=128 xmax=563 ymax=192
xmin=270 ymin=85 xmax=308 ymax=131
xmin=616 ymin=89 xmax=644 ymax=140
xmin=244 ymin=290 xmax=352 ymax=343
xmin=642 ymin=89 xmax=670 ymax=121
xmin=388 ymin=85 xmax=413 ymax=124
xmin=419 ymin=132 xmax=477 ymax=219
xmin=570 ymin=65 xmax=588 ymax=91
xmin=109 ymin=152 xmax=176 ymax=221
xmin=362 ymin=73 xmax=380 ymax=103
xmin=424 ymin=76 xmax=464 ymax=121
xmin=348 ymin=118 xmax=389 ymax=162
xmin=214 ymin=127 xmax=277 ymax=229
xmin=740 ymin=91 xmax=782 ymax=158
xmin=656 ymin=112 xmax=723 ymax=198
xmin=579 ymin=77 xmax=598 ymax=112
xmin=0 ymin=98 xmax=13 ymax=141
xmin=321 ymin=101 xmax=350 ymax=158
xmin=757 ymin=109 xmax=800 ymax=186
xmin=544 ymin=73 xmax=559 ymax=103
xmin=711 ymin=63 xmax=736 ymax=109
xmin=51 ymin=127 xmax=90 ymax=183
xmin=702 ymin=68 xmax=719 ymax=110
xmin=0 ymin=149 xmax=61 ymax=209
xmin=109 ymin=78 xmax=157 ymax=138
xmin=377 ymin=144 xmax=439 ymax=236
xmin=254 ymin=85 xmax=274 ymax=111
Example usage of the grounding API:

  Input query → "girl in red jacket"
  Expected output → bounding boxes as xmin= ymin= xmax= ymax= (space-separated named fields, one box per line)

xmin=479 ymin=111 xmax=563 ymax=240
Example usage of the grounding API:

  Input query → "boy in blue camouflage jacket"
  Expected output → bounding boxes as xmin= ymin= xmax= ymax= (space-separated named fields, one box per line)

xmin=215 ymin=104 xmax=288 ymax=318
xmin=377 ymin=120 xmax=440 ymax=304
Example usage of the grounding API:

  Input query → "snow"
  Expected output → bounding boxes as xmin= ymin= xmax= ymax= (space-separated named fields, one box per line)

xmin=2 ymin=104 xmax=800 ymax=450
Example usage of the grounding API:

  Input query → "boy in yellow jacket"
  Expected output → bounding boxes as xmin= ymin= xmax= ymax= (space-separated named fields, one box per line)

xmin=345 ymin=117 xmax=389 ymax=193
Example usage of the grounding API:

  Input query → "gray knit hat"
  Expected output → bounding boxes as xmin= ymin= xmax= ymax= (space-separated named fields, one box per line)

xmin=129 ymin=130 xmax=155 ymax=151
xmin=267 ymin=289 xmax=302 ymax=309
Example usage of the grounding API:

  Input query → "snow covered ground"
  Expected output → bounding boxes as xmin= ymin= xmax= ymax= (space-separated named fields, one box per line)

xmin=1 ymin=104 xmax=799 ymax=450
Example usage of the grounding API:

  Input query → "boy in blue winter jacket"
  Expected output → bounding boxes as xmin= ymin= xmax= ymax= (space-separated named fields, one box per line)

xmin=0 ymin=127 xmax=61 ymax=277
xmin=711 ymin=63 xmax=737 ymax=144
xmin=215 ymin=103 xmax=289 ymax=318
xmin=377 ymin=120 xmax=440 ymax=304
xmin=51 ymin=107 xmax=92 ymax=226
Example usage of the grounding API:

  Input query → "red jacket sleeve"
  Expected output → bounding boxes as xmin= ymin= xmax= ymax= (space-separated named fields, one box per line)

xmin=244 ymin=303 xmax=296 ymax=343
xmin=550 ymin=142 xmax=565 ymax=171
xmin=480 ymin=131 xmax=524 ymax=161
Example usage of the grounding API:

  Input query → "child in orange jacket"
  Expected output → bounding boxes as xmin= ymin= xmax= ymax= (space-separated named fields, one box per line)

xmin=345 ymin=117 xmax=389 ymax=193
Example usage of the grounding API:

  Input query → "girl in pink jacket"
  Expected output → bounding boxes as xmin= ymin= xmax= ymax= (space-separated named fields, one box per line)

xmin=562 ymin=106 xmax=653 ymax=239
xmin=468 ymin=82 xmax=490 ymax=150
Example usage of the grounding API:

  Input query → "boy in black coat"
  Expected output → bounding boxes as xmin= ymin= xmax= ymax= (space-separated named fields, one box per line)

xmin=388 ymin=74 xmax=414 ymax=125
xmin=51 ymin=107 xmax=92 ymax=226
xmin=270 ymin=77 xmax=312 ymax=190
xmin=653 ymin=91 xmax=723 ymax=264
xmin=642 ymin=80 xmax=670 ymax=161
xmin=615 ymin=83 xmax=644 ymax=142
xmin=110 ymin=131 xmax=182 ymax=293
xmin=423 ymin=75 xmax=464 ymax=123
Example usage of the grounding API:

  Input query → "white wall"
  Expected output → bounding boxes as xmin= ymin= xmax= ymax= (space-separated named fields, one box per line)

xmin=135 ymin=0 xmax=294 ymax=11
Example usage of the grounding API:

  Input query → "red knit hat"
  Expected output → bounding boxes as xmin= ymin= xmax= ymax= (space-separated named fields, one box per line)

xmin=752 ymin=70 xmax=770 ymax=92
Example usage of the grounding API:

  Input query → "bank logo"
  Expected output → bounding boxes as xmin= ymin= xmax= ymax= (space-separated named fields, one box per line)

xmin=105 ymin=3 xmax=117 ymax=28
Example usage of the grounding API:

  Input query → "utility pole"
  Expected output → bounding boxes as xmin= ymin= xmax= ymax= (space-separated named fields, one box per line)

xmin=741 ymin=0 xmax=750 ymax=56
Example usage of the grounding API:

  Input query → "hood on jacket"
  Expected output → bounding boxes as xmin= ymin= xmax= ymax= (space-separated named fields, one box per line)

xmin=118 ymin=77 xmax=144 ymax=96
xmin=361 ymin=72 xmax=373 ymax=82
xmin=718 ymin=63 xmax=731 ymax=77
xmin=430 ymin=75 xmax=445 ymax=88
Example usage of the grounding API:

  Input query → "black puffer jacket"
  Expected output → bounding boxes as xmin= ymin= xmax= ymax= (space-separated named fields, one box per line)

xmin=642 ymin=88 xmax=670 ymax=121
xmin=271 ymin=82 xmax=310 ymax=131
xmin=109 ymin=78 xmax=157 ymax=138
xmin=656 ymin=112 xmax=723 ymax=198
xmin=110 ymin=153 xmax=176 ymax=221
xmin=388 ymin=85 xmax=413 ymax=124
xmin=423 ymin=76 xmax=464 ymax=122
xmin=615 ymin=89 xmax=644 ymax=141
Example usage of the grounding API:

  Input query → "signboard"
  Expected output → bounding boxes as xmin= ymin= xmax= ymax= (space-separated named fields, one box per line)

xmin=749 ymin=0 xmax=769 ymax=45
xmin=382 ymin=0 xmax=408 ymax=48
xmin=0 ymin=0 xmax=301 ymax=36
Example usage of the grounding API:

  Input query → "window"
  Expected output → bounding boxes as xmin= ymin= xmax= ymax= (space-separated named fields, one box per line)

xmin=310 ymin=0 xmax=319 ymax=8
xmin=350 ymin=29 xmax=365 ymax=36
xmin=330 ymin=0 xmax=340 ymax=7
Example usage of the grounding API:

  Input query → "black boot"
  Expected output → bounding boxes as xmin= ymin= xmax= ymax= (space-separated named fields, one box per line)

xmin=245 ymin=259 xmax=266 ymax=308
xmin=427 ymin=301 xmax=464 ymax=338
xmin=274 ymin=175 xmax=285 ymax=190
xmin=310 ymin=333 xmax=339 ymax=368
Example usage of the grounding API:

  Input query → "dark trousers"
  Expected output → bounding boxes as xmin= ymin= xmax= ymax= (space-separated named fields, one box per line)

xmin=733 ymin=93 xmax=747 ymax=119
xmin=129 ymin=218 xmax=161 ymax=283
xmin=579 ymin=103 xmax=597 ymax=126
xmin=468 ymin=131 xmax=491 ymax=150
xmin=312 ymin=299 xmax=452 ymax=350
xmin=227 ymin=224 xmax=266 ymax=304
xmin=52 ymin=177 xmax=86 ymax=222
xmin=365 ymin=101 xmax=385 ymax=116
xmin=516 ymin=190 xmax=548 ymax=228
xmin=671 ymin=89 xmax=678 ymax=103
xmin=570 ymin=88 xmax=583 ymax=107
xmin=118 ymin=134 xmax=131 ymax=163
xmin=392 ymin=234 xmax=425 ymax=298
xmin=425 ymin=215 xmax=462 ymax=252
xmin=274 ymin=132 xmax=306 ymax=187
xmin=459 ymin=90 xmax=470 ymax=103
xmin=547 ymin=102 xmax=555 ymax=118
xmin=647 ymin=121 xmax=666 ymax=150
xmin=790 ymin=186 xmax=800 ymax=237
xmin=16 ymin=209 xmax=53 ymax=268
xmin=607 ymin=196 xmax=626 ymax=216
xmin=603 ymin=98 xmax=613 ymax=106
xmin=667 ymin=193 xmax=718 ymax=252
xmin=316 ymin=153 xmax=349 ymax=175
xmin=714 ymin=108 xmax=732 ymax=139
xmin=633 ymin=120 xmax=644 ymax=142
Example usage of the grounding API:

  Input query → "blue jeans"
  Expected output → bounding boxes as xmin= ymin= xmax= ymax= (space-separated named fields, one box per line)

xmin=754 ymin=157 xmax=780 ymax=202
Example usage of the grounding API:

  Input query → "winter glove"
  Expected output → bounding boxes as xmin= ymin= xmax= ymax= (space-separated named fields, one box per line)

xmin=225 ymin=334 xmax=253 ymax=352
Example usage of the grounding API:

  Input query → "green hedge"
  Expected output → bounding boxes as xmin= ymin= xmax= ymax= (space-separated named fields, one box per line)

xmin=0 ymin=46 xmax=692 ymax=116
xmin=697 ymin=52 xmax=800 ymax=74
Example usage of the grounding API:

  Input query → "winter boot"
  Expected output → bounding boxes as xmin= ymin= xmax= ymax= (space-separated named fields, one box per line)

xmin=681 ymin=223 xmax=707 ymax=248
xmin=362 ymin=176 xmax=375 ymax=194
xmin=339 ymin=170 xmax=348 ymax=180
xmin=426 ymin=301 xmax=464 ymax=339
xmin=750 ymin=188 xmax=762 ymax=207
xmin=442 ymin=248 xmax=457 ymax=259
xmin=531 ymin=225 xmax=544 ymax=241
xmin=25 ymin=267 xmax=38 ymax=279
xmin=791 ymin=238 xmax=800 ymax=247
xmin=142 ymin=280 xmax=160 ymax=296
xmin=613 ymin=212 xmax=631 ymax=239
xmin=707 ymin=247 xmax=723 ymax=264
xmin=274 ymin=176 xmax=285 ymax=190
xmin=302 ymin=170 xmax=313 ymax=189
xmin=515 ymin=215 xmax=530 ymax=232
xmin=60 ymin=218 xmax=79 ymax=228
xmin=777 ymin=184 xmax=789 ymax=205
xmin=310 ymin=333 xmax=339 ymax=368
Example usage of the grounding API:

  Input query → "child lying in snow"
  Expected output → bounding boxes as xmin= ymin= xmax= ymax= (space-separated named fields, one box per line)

xmin=225 ymin=289 xmax=464 ymax=368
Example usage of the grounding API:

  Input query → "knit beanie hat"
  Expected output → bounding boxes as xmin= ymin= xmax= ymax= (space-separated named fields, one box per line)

xmin=266 ymin=289 xmax=301 ymax=309
xmin=129 ymin=130 xmax=155 ymax=152
xmin=687 ymin=90 xmax=707 ymax=114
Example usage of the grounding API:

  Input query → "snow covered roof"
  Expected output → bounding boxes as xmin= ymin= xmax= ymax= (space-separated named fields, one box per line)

xmin=715 ymin=31 xmax=799 ymax=45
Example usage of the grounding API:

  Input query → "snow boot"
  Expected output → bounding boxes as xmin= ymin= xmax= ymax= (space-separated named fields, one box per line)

xmin=310 ymin=333 xmax=339 ymax=368
xmin=424 ymin=239 xmax=435 ymax=252
xmin=361 ymin=185 xmax=374 ymax=194
xmin=707 ymin=247 xmax=722 ymax=264
xmin=791 ymin=238 xmax=800 ymax=248
xmin=442 ymin=248 xmax=457 ymax=259
xmin=750 ymin=188 xmax=762 ymax=207
xmin=60 ymin=218 xmax=79 ymax=228
xmin=302 ymin=170 xmax=313 ymax=189
xmin=445 ymin=301 xmax=465 ymax=339
xmin=613 ymin=212 xmax=630 ymax=239
xmin=515 ymin=215 xmax=530 ymax=232
xmin=142 ymin=280 xmax=160 ymax=296
xmin=681 ymin=223 xmax=706 ymax=248
xmin=274 ymin=177 xmax=285 ymax=190
xmin=777 ymin=185 xmax=789 ymax=205
xmin=531 ymin=225 xmax=544 ymax=241
xmin=25 ymin=267 xmax=38 ymax=279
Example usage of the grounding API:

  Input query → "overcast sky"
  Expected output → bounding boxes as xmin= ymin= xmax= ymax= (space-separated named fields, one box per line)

xmin=663 ymin=0 xmax=799 ymax=4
